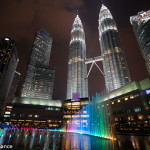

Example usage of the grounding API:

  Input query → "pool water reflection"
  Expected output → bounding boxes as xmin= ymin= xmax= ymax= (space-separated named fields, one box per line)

xmin=0 ymin=129 xmax=150 ymax=150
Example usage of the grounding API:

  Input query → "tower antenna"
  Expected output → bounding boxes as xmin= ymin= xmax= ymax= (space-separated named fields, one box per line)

xmin=101 ymin=0 xmax=104 ymax=5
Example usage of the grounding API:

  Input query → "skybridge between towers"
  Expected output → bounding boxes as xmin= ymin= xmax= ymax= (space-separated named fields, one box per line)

xmin=84 ymin=56 xmax=104 ymax=78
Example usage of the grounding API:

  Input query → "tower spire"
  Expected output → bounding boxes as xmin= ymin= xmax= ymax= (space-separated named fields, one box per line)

xmin=101 ymin=0 xmax=104 ymax=5
xmin=77 ymin=10 xmax=79 ymax=16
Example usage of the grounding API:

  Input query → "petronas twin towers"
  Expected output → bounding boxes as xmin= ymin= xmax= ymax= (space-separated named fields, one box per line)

xmin=67 ymin=4 xmax=131 ymax=100
xmin=67 ymin=15 xmax=88 ymax=99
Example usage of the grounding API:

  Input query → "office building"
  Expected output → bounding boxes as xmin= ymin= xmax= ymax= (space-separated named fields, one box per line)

xmin=98 ymin=4 xmax=131 ymax=93
xmin=7 ymin=71 xmax=20 ymax=103
xmin=97 ymin=78 xmax=150 ymax=133
xmin=130 ymin=10 xmax=150 ymax=75
xmin=63 ymin=98 xmax=89 ymax=130
xmin=4 ymin=97 xmax=63 ymax=129
xmin=0 ymin=38 xmax=19 ymax=117
xmin=67 ymin=15 xmax=88 ymax=99
xmin=21 ymin=28 xmax=55 ymax=99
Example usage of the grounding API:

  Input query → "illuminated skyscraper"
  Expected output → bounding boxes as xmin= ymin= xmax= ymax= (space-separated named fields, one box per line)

xmin=98 ymin=4 xmax=131 ymax=93
xmin=67 ymin=15 xmax=88 ymax=99
xmin=7 ymin=71 xmax=20 ymax=103
xmin=0 ymin=37 xmax=19 ymax=117
xmin=21 ymin=28 xmax=55 ymax=99
xmin=130 ymin=10 xmax=150 ymax=75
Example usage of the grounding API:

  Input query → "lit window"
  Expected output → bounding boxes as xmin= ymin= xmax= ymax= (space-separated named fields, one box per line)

xmin=128 ymin=116 xmax=134 ymax=120
xmin=130 ymin=95 xmax=134 ymax=99
xmin=34 ymin=115 xmax=39 ymax=118
xmin=4 ymin=38 xmax=9 ymax=41
xmin=47 ymin=107 xmax=54 ymax=110
xmin=5 ymin=112 xmax=11 ymax=114
xmin=118 ymin=100 xmax=120 ymax=103
xmin=134 ymin=94 xmax=139 ymax=97
xmin=6 ymin=106 xmax=12 ymax=108
xmin=4 ymin=115 xmax=10 ymax=118
xmin=20 ymin=114 xmax=25 ymax=117
xmin=134 ymin=107 xmax=141 ymax=112
xmin=63 ymin=115 xmax=71 ymax=119
xmin=55 ymin=108 xmax=60 ymax=111
xmin=138 ymin=115 xmax=143 ymax=120
xmin=112 ymin=102 xmax=114 ymax=104
xmin=115 ymin=118 xmax=118 ymax=121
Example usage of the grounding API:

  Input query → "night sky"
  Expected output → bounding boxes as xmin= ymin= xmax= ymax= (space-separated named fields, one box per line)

xmin=0 ymin=0 xmax=149 ymax=100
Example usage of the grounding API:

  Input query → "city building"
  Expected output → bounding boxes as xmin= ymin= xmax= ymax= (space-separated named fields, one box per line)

xmin=98 ymin=4 xmax=131 ymax=93
xmin=6 ymin=71 xmax=20 ymax=104
xmin=21 ymin=28 xmax=55 ymax=100
xmin=67 ymin=14 xmax=88 ymax=100
xmin=0 ymin=38 xmax=19 ymax=117
xmin=130 ymin=10 xmax=150 ymax=75
xmin=4 ymin=97 xmax=63 ymax=129
xmin=97 ymin=78 xmax=150 ymax=133
xmin=63 ymin=98 xmax=89 ymax=130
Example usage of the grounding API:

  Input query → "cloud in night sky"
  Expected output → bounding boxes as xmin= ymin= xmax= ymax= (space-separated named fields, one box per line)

xmin=0 ymin=0 xmax=149 ymax=99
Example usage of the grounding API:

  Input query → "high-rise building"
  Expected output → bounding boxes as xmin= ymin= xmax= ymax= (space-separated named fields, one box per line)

xmin=0 ymin=37 xmax=19 ymax=117
xmin=130 ymin=10 xmax=150 ymax=75
xmin=7 ymin=71 xmax=20 ymax=103
xmin=98 ymin=4 xmax=131 ymax=93
xmin=67 ymin=15 xmax=88 ymax=99
xmin=21 ymin=28 xmax=55 ymax=100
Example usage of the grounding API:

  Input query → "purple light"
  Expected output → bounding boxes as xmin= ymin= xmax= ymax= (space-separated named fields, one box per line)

xmin=73 ymin=94 xmax=79 ymax=100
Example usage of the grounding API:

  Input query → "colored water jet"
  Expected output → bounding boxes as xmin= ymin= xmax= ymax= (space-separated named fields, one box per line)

xmin=66 ymin=93 xmax=116 ymax=140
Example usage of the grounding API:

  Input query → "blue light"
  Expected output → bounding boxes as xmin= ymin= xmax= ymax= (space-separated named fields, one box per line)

xmin=24 ymin=135 xmax=27 ymax=144
xmin=146 ymin=89 xmax=150 ymax=94
xmin=39 ymin=135 xmax=42 ymax=144
xmin=8 ymin=134 xmax=12 ymax=144
xmin=16 ymin=135 xmax=19 ymax=143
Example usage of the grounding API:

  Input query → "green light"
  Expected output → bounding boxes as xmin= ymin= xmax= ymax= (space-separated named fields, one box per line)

xmin=0 ymin=129 xmax=4 ymax=136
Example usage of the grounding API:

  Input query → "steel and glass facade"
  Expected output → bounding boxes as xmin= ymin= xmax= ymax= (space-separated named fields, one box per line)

xmin=67 ymin=15 xmax=88 ymax=99
xmin=130 ymin=10 xmax=150 ymax=75
xmin=98 ymin=4 xmax=131 ymax=93
xmin=7 ymin=71 xmax=20 ymax=103
xmin=21 ymin=28 xmax=55 ymax=99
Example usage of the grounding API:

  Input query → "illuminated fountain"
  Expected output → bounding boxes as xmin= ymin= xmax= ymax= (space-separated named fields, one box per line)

xmin=66 ymin=93 xmax=115 ymax=140
xmin=0 ymin=123 xmax=18 ymax=130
